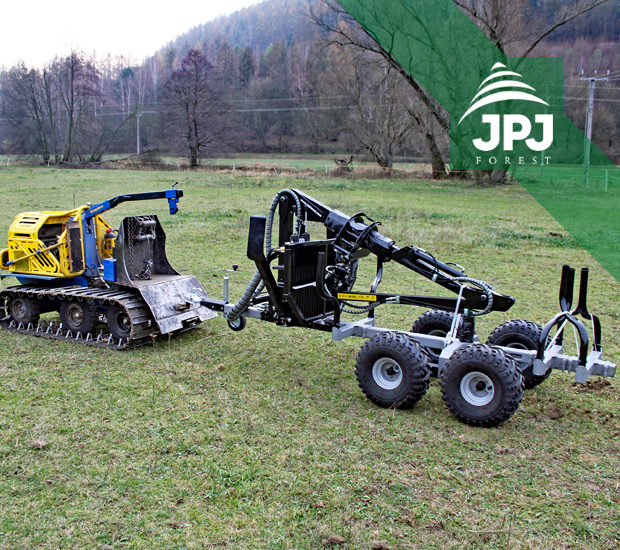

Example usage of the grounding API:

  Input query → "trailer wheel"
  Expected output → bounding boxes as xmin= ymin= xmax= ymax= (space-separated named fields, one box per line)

xmin=440 ymin=344 xmax=523 ymax=427
xmin=227 ymin=316 xmax=246 ymax=332
xmin=8 ymin=296 xmax=40 ymax=325
xmin=411 ymin=310 xmax=455 ymax=362
xmin=107 ymin=305 xmax=132 ymax=341
xmin=356 ymin=332 xmax=430 ymax=409
xmin=487 ymin=319 xmax=551 ymax=389
xmin=411 ymin=310 xmax=473 ymax=362
xmin=60 ymin=300 xmax=97 ymax=335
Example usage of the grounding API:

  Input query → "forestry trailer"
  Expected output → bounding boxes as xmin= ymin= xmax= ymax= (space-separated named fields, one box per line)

xmin=200 ymin=189 xmax=616 ymax=427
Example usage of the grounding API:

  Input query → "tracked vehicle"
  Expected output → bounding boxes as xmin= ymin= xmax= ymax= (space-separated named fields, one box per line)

xmin=0 ymin=188 xmax=215 ymax=348
xmin=202 ymin=189 xmax=616 ymax=426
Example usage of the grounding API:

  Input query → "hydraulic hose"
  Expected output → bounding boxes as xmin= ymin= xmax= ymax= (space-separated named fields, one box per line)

xmin=341 ymin=301 xmax=380 ymax=315
xmin=226 ymin=189 xmax=302 ymax=322
xmin=451 ymin=276 xmax=495 ymax=316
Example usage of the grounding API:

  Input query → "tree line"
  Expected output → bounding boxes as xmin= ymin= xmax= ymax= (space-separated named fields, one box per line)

xmin=0 ymin=0 xmax=617 ymax=171
xmin=0 ymin=32 xmax=421 ymax=168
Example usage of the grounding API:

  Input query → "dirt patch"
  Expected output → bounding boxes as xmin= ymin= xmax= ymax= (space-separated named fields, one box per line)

xmin=547 ymin=405 xmax=564 ymax=420
xmin=573 ymin=379 xmax=613 ymax=393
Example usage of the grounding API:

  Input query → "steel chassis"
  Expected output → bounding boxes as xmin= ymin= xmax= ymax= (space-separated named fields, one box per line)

xmin=210 ymin=265 xmax=615 ymax=384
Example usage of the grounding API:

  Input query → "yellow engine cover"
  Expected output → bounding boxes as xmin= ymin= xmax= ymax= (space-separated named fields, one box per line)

xmin=2 ymin=207 xmax=114 ymax=277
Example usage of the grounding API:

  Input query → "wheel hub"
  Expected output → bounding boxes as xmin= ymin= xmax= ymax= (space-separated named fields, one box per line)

xmin=12 ymin=299 xmax=27 ymax=318
xmin=68 ymin=305 xmax=84 ymax=327
xmin=460 ymin=371 xmax=494 ymax=406
xmin=428 ymin=329 xmax=447 ymax=356
xmin=505 ymin=341 xmax=528 ymax=350
xmin=372 ymin=357 xmax=403 ymax=390
xmin=117 ymin=312 xmax=131 ymax=332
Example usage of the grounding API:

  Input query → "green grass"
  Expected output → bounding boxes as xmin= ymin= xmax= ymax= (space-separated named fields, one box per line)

xmin=513 ymin=161 xmax=618 ymax=188
xmin=0 ymin=167 xmax=618 ymax=549
xmin=0 ymin=154 xmax=425 ymax=173
xmin=201 ymin=154 xmax=424 ymax=172
xmin=513 ymin=162 xmax=620 ymax=280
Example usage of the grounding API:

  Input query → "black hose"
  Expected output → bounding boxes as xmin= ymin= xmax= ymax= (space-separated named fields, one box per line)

xmin=226 ymin=189 xmax=301 ymax=322
xmin=451 ymin=276 xmax=495 ymax=316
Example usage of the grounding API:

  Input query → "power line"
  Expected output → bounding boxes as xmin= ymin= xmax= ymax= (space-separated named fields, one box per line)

xmin=235 ymin=105 xmax=354 ymax=112
xmin=561 ymin=97 xmax=620 ymax=102
xmin=225 ymin=94 xmax=374 ymax=104
xmin=564 ymin=84 xmax=620 ymax=90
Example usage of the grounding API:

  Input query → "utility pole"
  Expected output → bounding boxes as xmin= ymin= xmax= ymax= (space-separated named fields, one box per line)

xmin=134 ymin=110 xmax=155 ymax=156
xmin=579 ymin=71 xmax=608 ymax=185
xmin=136 ymin=111 xmax=142 ymax=156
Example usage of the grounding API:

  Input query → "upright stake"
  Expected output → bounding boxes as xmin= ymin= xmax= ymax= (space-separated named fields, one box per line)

xmin=605 ymin=169 xmax=608 ymax=192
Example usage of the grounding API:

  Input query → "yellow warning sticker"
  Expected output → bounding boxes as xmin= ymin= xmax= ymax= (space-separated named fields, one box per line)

xmin=337 ymin=292 xmax=377 ymax=302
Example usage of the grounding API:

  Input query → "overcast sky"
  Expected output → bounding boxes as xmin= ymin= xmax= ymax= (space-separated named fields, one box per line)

xmin=0 ymin=0 xmax=261 ymax=68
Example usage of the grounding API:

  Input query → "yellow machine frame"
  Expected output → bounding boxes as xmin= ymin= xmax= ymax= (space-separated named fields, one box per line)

xmin=0 ymin=207 xmax=114 ymax=277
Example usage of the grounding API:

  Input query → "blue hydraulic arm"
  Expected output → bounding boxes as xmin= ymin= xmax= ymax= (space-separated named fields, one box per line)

xmin=79 ymin=188 xmax=183 ymax=280
xmin=83 ymin=189 xmax=183 ymax=220
xmin=0 ymin=187 xmax=184 ymax=284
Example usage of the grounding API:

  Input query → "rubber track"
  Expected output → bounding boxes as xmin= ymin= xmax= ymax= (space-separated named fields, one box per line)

xmin=0 ymin=285 xmax=155 ymax=350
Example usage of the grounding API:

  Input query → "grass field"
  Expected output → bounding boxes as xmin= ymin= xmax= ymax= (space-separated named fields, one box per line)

xmin=0 ymin=154 xmax=427 ymax=174
xmin=0 ymin=167 xmax=618 ymax=549
xmin=201 ymin=154 xmax=425 ymax=173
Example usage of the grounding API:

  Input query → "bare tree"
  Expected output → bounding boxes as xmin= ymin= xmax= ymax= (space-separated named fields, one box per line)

xmin=1 ymin=52 xmax=100 ymax=163
xmin=324 ymin=46 xmax=417 ymax=168
xmin=51 ymin=52 xmax=100 ymax=162
xmin=311 ymin=1 xmax=451 ymax=176
xmin=116 ymin=66 xmax=134 ymax=118
xmin=312 ymin=0 xmax=611 ymax=179
xmin=148 ymin=54 xmax=162 ymax=104
xmin=162 ymin=49 xmax=231 ymax=167
xmin=289 ymin=42 xmax=344 ymax=154
xmin=2 ymin=65 xmax=52 ymax=161
xmin=453 ymin=0 xmax=610 ymax=57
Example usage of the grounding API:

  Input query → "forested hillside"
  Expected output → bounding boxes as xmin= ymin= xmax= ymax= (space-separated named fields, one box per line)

xmin=0 ymin=0 xmax=617 ymax=169
xmin=173 ymin=0 xmax=320 ymax=54
xmin=171 ymin=0 xmax=619 ymax=53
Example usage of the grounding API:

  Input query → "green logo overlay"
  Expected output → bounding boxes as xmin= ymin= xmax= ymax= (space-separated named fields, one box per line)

xmin=452 ymin=59 xmax=562 ymax=171
xmin=338 ymin=0 xmax=619 ymax=281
